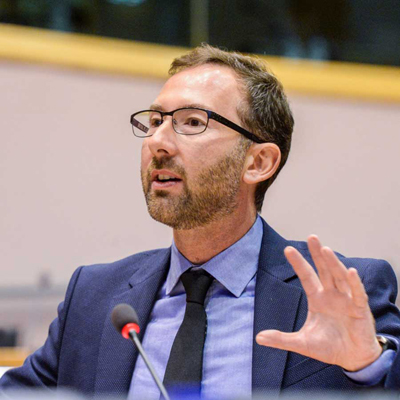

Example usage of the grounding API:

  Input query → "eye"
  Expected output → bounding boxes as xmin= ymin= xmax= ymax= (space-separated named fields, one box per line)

xmin=173 ymin=109 xmax=209 ymax=134
xmin=185 ymin=118 xmax=205 ymax=127
xmin=182 ymin=114 xmax=207 ymax=127
xmin=149 ymin=115 xmax=162 ymax=128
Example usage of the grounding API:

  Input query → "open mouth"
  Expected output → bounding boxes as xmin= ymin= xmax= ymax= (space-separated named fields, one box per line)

xmin=150 ymin=168 xmax=183 ymax=190
xmin=155 ymin=174 xmax=182 ymax=183
xmin=150 ymin=171 xmax=183 ymax=190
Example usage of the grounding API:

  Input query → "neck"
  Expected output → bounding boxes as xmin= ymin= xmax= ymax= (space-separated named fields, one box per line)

xmin=173 ymin=206 xmax=257 ymax=264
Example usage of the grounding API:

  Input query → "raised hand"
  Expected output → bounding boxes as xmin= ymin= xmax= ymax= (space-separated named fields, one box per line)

xmin=256 ymin=235 xmax=382 ymax=371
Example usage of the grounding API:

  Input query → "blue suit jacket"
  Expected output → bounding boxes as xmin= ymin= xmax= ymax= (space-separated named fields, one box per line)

xmin=2 ymin=219 xmax=400 ymax=395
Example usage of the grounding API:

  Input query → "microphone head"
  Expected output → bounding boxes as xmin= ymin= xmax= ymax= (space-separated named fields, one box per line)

xmin=111 ymin=303 xmax=140 ymax=338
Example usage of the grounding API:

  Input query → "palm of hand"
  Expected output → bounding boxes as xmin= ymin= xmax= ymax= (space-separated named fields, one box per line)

xmin=256 ymin=236 xmax=381 ymax=371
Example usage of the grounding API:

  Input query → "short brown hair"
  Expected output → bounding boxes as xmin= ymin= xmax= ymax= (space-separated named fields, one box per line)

xmin=169 ymin=44 xmax=294 ymax=212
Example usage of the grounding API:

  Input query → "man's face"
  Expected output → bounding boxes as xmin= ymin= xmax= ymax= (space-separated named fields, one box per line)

xmin=140 ymin=64 xmax=249 ymax=230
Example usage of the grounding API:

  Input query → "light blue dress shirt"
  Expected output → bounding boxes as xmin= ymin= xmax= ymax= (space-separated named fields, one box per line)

xmin=344 ymin=348 xmax=396 ymax=385
xmin=129 ymin=216 xmax=263 ymax=400
xmin=128 ymin=215 xmax=395 ymax=398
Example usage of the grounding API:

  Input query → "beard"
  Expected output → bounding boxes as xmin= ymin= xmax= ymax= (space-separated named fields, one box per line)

xmin=141 ymin=140 xmax=249 ymax=230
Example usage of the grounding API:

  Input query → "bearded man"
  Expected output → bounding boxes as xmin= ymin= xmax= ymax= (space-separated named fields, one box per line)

xmin=1 ymin=44 xmax=400 ymax=399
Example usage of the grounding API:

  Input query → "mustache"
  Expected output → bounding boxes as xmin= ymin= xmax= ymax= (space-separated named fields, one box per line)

xmin=147 ymin=157 xmax=187 ymax=179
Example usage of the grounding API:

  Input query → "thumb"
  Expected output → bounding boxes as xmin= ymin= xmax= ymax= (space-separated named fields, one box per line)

xmin=256 ymin=330 xmax=304 ymax=353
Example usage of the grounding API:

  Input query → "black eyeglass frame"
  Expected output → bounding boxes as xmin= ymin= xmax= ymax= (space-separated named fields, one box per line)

xmin=130 ymin=107 xmax=264 ymax=144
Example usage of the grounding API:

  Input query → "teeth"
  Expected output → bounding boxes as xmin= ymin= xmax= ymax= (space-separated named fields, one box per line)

xmin=158 ymin=174 xmax=175 ymax=181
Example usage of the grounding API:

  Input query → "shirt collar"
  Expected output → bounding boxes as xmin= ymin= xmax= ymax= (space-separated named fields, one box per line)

xmin=167 ymin=215 xmax=263 ymax=297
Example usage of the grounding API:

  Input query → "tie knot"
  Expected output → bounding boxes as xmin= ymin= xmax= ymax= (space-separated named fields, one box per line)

xmin=181 ymin=269 xmax=213 ymax=305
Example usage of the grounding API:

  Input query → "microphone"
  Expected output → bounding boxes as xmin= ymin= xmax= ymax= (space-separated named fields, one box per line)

xmin=111 ymin=303 xmax=170 ymax=400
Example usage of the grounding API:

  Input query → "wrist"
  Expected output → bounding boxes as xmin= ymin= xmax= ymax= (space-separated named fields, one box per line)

xmin=346 ymin=336 xmax=396 ymax=372
xmin=345 ymin=338 xmax=382 ymax=372
xmin=343 ymin=348 xmax=396 ymax=385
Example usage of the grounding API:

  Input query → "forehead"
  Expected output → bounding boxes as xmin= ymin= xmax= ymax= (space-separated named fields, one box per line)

xmin=153 ymin=64 xmax=244 ymax=115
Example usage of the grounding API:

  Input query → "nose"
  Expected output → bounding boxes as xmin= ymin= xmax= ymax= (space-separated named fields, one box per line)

xmin=146 ymin=116 xmax=178 ymax=158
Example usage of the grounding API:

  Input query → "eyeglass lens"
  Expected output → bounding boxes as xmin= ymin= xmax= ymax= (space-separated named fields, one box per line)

xmin=132 ymin=109 xmax=209 ymax=137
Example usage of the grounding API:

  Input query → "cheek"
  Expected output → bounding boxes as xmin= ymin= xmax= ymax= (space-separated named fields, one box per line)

xmin=186 ymin=151 xmax=220 ymax=180
xmin=141 ymin=142 xmax=151 ymax=168
xmin=191 ymin=137 xmax=237 ymax=166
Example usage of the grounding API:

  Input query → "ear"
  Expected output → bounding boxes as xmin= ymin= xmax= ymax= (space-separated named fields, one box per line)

xmin=243 ymin=143 xmax=281 ymax=185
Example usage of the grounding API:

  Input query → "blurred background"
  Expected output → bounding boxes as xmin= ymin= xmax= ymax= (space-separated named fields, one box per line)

xmin=1 ymin=0 xmax=400 ymax=65
xmin=0 ymin=0 xmax=399 ymax=369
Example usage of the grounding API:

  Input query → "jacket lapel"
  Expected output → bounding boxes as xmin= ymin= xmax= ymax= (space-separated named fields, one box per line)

xmin=94 ymin=248 xmax=171 ymax=395
xmin=94 ymin=219 xmax=303 ymax=394
xmin=252 ymin=219 xmax=303 ymax=392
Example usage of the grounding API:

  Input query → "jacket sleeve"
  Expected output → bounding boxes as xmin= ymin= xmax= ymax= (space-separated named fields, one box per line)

xmin=356 ymin=258 xmax=400 ymax=388
xmin=360 ymin=259 xmax=400 ymax=338
xmin=0 ymin=267 xmax=83 ymax=390
xmin=385 ymin=347 xmax=400 ymax=388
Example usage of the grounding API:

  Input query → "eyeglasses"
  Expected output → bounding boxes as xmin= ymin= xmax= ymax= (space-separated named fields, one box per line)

xmin=130 ymin=107 xmax=264 ymax=143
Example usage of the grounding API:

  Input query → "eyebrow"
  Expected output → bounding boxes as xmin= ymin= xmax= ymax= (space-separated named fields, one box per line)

xmin=149 ymin=103 xmax=216 ymax=112
xmin=149 ymin=104 xmax=163 ymax=111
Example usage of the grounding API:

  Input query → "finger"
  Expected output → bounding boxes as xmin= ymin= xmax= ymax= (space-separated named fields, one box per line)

xmin=256 ymin=330 xmax=307 ymax=355
xmin=284 ymin=246 xmax=322 ymax=296
xmin=348 ymin=268 xmax=369 ymax=309
xmin=321 ymin=247 xmax=351 ymax=295
xmin=307 ymin=235 xmax=335 ymax=289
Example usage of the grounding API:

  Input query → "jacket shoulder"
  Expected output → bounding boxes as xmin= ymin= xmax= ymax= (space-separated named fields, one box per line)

xmin=77 ymin=247 xmax=169 ymax=279
xmin=285 ymin=238 xmax=393 ymax=277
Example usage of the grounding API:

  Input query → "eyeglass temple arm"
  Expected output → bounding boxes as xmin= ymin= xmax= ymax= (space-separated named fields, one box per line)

xmin=208 ymin=111 xmax=264 ymax=143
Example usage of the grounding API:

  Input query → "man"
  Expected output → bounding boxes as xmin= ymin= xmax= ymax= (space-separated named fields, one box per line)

xmin=1 ymin=44 xmax=400 ymax=398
